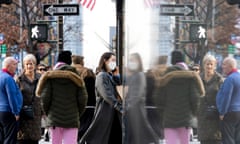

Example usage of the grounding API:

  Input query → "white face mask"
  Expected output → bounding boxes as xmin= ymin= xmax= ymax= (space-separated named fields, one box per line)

xmin=128 ymin=61 xmax=139 ymax=71
xmin=108 ymin=62 xmax=116 ymax=71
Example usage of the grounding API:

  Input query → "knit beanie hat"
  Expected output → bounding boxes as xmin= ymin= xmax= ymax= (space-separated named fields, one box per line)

xmin=171 ymin=50 xmax=184 ymax=65
xmin=57 ymin=50 xmax=72 ymax=65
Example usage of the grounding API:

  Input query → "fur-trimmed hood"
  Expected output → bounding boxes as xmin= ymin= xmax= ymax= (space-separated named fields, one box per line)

xmin=156 ymin=70 xmax=205 ymax=96
xmin=36 ymin=70 xmax=84 ymax=97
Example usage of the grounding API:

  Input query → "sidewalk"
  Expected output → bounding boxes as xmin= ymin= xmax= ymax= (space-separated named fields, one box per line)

xmin=39 ymin=139 xmax=201 ymax=144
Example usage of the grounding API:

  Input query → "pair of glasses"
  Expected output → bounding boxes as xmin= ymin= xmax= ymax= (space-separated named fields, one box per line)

xmin=38 ymin=68 xmax=47 ymax=71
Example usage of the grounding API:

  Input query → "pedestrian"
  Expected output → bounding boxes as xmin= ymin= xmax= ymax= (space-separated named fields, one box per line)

xmin=145 ymin=55 xmax=168 ymax=140
xmin=189 ymin=63 xmax=201 ymax=138
xmin=36 ymin=63 xmax=50 ymax=142
xmin=216 ymin=56 xmax=240 ymax=144
xmin=124 ymin=53 xmax=159 ymax=144
xmin=0 ymin=56 xmax=23 ymax=144
xmin=79 ymin=52 xmax=122 ymax=144
xmin=15 ymin=54 xmax=42 ymax=144
xmin=36 ymin=63 xmax=48 ymax=75
xmin=197 ymin=54 xmax=224 ymax=144
xmin=36 ymin=50 xmax=88 ymax=144
xmin=191 ymin=63 xmax=201 ymax=74
xmin=153 ymin=50 xmax=205 ymax=144
xmin=71 ymin=55 xmax=96 ymax=141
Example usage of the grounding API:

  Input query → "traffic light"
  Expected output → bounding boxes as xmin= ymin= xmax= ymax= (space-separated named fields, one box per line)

xmin=226 ymin=0 xmax=240 ymax=5
xmin=30 ymin=24 xmax=48 ymax=41
xmin=0 ymin=0 xmax=12 ymax=5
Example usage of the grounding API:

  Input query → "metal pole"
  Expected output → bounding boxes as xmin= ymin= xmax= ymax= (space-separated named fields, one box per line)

xmin=19 ymin=0 xmax=23 ymax=68
xmin=58 ymin=0 xmax=63 ymax=52
xmin=211 ymin=0 xmax=216 ymax=42
xmin=116 ymin=0 xmax=124 ymax=76
xmin=175 ymin=0 xmax=179 ymax=50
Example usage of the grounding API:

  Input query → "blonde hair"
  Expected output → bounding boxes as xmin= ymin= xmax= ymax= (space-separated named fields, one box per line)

xmin=23 ymin=54 xmax=37 ymax=68
xmin=23 ymin=54 xmax=37 ymax=65
xmin=202 ymin=54 xmax=216 ymax=65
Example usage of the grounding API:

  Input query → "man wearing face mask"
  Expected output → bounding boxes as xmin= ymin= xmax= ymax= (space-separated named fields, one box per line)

xmin=80 ymin=52 xmax=122 ymax=144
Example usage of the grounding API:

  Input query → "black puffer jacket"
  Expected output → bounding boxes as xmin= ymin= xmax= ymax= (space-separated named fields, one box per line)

xmin=36 ymin=64 xmax=88 ymax=128
xmin=154 ymin=67 xmax=205 ymax=128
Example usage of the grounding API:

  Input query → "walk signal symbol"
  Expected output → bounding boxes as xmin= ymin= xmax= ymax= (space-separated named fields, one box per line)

xmin=30 ymin=24 xmax=48 ymax=41
xmin=190 ymin=24 xmax=207 ymax=42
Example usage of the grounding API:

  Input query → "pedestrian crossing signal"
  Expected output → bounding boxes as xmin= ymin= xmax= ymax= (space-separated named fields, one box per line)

xmin=30 ymin=24 xmax=48 ymax=41
xmin=189 ymin=24 xmax=207 ymax=42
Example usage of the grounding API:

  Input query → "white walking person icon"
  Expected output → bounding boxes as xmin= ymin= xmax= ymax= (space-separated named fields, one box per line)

xmin=31 ymin=26 xmax=39 ymax=38
xmin=198 ymin=26 xmax=206 ymax=38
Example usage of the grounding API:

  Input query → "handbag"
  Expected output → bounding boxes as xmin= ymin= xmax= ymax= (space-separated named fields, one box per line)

xmin=21 ymin=104 xmax=34 ymax=119
xmin=204 ymin=97 xmax=219 ymax=120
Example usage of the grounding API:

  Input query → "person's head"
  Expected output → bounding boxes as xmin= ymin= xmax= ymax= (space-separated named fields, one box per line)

xmin=2 ymin=57 xmax=18 ymax=75
xmin=222 ymin=57 xmax=237 ymax=75
xmin=57 ymin=50 xmax=72 ymax=65
xmin=171 ymin=50 xmax=184 ymax=65
xmin=128 ymin=53 xmax=143 ymax=72
xmin=37 ymin=63 xmax=48 ymax=74
xmin=202 ymin=54 xmax=217 ymax=74
xmin=71 ymin=55 xmax=84 ymax=66
xmin=191 ymin=63 xmax=200 ymax=74
xmin=23 ymin=54 xmax=37 ymax=74
xmin=157 ymin=55 xmax=168 ymax=65
xmin=97 ymin=52 xmax=116 ymax=72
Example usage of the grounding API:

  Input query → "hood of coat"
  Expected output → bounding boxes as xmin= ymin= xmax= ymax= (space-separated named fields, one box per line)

xmin=157 ymin=70 xmax=205 ymax=96
xmin=35 ymin=70 xmax=84 ymax=97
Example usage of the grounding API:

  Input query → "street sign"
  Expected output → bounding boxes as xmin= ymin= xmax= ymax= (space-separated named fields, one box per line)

xmin=1 ymin=44 xmax=7 ymax=54
xmin=228 ymin=45 xmax=235 ymax=54
xmin=160 ymin=4 xmax=194 ymax=16
xmin=43 ymin=4 xmax=79 ymax=16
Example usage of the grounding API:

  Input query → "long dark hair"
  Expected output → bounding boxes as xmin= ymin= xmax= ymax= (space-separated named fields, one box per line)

xmin=130 ymin=53 xmax=143 ymax=72
xmin=96 ymin=52 xmax=115 ymax=73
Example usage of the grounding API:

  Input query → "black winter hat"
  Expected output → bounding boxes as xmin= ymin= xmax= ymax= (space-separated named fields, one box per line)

xmin=57 ymin=50 xmax=72 ymax=65
xmin=171 ymin=50 xmax=184 ymax=65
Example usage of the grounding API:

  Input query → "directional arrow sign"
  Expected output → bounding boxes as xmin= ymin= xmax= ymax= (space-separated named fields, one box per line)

xmin=43 ymin=4 xmax=79 ymax=16
xmin=160 ymin=4 xmax=194 ymax=16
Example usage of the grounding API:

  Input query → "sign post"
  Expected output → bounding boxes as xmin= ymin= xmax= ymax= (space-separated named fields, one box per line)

xmin=160 ymin=4 xmax=194 ymax=16
xmin=43 ymin=4 xmax=79 ymax=16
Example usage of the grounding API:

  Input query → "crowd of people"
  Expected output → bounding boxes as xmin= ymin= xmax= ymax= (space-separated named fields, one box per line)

xmin=0 ymin=49 xmax=240 ymax=144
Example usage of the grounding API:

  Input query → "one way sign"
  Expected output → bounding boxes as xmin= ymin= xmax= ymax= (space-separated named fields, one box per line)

xmin=43 ymin=4 xmax=79 ymax=16
xmin=160 ymin=4 xmax=194 ymax=16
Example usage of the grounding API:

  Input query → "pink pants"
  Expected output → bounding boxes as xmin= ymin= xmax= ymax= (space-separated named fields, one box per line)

xmin=50 ymin=127 xmax=78 ymax=144
xmin=164 ymin=127 xmax=191 ymax=144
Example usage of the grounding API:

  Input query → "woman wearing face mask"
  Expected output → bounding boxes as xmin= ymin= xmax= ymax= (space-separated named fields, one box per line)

xmin=124 ymin=53 xmax=159 ymax=144
xmin=79 ymin=52 xmax=122 ymax=144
